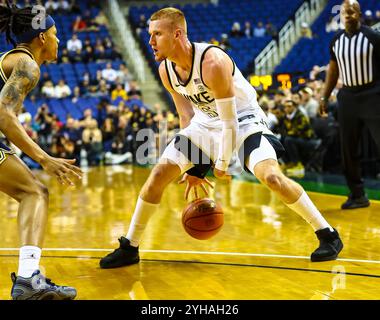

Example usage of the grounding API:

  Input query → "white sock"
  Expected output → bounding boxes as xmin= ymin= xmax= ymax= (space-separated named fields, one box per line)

xmin=286 ymin=191 xmax=334 ymax=232
xmin=126 ymin=197 xmax=159 ymax=247
xmin=18 ymin=246 xmax=42 ymax=278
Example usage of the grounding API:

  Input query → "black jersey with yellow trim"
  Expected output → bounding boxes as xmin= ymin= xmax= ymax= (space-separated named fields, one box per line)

xmin=0 ymin=47 xmax=36 ymax=91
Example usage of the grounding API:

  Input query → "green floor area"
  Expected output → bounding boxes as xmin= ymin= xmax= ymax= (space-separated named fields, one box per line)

xmin=236 ymin=171 xmax=380 ymax=201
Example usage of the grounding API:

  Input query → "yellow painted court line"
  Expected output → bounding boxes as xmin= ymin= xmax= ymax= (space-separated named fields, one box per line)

xmin=0 ymin=248 xmax=379 ymax=264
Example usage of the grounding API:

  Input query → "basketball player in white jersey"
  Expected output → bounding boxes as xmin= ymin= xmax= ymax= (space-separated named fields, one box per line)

xmin=100 ymin=8 xmax=343 ymax=268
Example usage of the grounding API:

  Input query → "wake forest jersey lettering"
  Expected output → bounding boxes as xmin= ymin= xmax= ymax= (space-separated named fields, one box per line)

xmin=180 ymin=90 xmax=218 ymax=118
xmin=165 ymin=42 xmax=269 ymax=129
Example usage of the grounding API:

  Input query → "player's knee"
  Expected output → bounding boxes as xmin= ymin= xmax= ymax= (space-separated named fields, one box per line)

xmin=37 ymin=182 xmax=49 ymax=199
xmin=31 ymin=182 xmax=49 ymax=201
xmin=149 ymin=166 xmax=167 ymax=185
xmin=16 ymin=181 xmax=49 ymax=203
xmin=262 ymin=173 xmax=283 ymax=192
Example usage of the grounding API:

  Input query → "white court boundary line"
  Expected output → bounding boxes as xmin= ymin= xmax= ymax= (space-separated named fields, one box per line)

xmin=0 ymin=248 xmax=379 ymax=264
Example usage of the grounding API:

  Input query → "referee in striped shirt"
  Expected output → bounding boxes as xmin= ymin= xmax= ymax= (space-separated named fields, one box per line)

xmin=320 ymin=0 xmax=380 ymax=209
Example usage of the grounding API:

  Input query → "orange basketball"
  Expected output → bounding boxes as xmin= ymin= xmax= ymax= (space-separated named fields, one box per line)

xmin=182 ymin=198 xmax=224 ymax=240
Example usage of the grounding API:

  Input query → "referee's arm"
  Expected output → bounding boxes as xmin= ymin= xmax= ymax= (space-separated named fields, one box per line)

xmin=319 ymin=32 xmax=341 ymax=116
xmin=319 ymin=60 xmax=339 ymax=116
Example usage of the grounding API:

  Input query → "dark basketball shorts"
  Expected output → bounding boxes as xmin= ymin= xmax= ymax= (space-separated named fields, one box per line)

xmin=0 ymin=141 xmax=15 ymax=165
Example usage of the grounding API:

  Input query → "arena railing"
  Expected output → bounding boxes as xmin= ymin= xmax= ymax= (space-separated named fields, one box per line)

xmin=254 ymin=0 xmax=327 ymax=76
xmin=108 ymin=0 xmax=146 ymax=83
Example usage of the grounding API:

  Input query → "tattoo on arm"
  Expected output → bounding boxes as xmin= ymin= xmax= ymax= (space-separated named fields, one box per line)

xmin=0 ymin=58 xmax=40 ymax=112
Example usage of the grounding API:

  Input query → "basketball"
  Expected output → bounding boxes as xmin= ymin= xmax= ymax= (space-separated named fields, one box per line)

xmin=182 ymin=198 xmax=224 ymax=240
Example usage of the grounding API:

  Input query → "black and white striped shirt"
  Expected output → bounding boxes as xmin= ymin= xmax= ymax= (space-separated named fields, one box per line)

xmin=330 ymin=25 xmax=380 ymax=88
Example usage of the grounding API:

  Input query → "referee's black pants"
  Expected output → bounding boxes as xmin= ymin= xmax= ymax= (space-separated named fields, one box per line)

xmin=337 ymin=86 xmax=380 ymax=198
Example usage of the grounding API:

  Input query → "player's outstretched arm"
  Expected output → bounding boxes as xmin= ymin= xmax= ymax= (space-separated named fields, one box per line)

xmin=0 ymin=56 xmax=82 ymax=185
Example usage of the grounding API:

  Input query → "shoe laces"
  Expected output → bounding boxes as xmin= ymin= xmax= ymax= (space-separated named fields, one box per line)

xmin=44 ymin=277 xmax=57 ymax=287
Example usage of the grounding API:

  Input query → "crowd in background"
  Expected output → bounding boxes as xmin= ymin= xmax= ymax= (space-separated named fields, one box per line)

xmin=0 ymin=1 xmax=378 ymax=179
xmin=257 ymin=69 xmax=340 ymax=178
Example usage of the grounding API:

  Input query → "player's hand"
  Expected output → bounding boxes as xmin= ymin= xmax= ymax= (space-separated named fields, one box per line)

xmin=40 ymin=156 xmax=83 ymax=186
xmin=178 ymin=173 xmax=214 ymax=200
xmin=318 ymin=99 xmax=328 ymax=118
xmin=213 ymin=168 xmax=232 ymax=181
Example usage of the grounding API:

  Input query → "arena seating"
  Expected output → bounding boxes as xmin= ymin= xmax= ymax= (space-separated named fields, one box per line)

xmin=0 ymin=1 xmax=127 ymax=123
xmin=274 ymin=0 xmax=379 ymax=75
xmin=129 ymin=0 xmax=304 ymax=76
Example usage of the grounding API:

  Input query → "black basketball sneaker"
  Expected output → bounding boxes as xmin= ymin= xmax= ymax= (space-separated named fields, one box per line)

xmin=100 ymin=237 xmax=140 ymax=269
xmin=311 ymin=228 xmax=344 ymax=262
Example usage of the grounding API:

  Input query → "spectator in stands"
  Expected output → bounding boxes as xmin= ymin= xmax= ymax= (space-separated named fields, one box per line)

xmin=82 ymin=45 xmax=94 ymax=63
xmin=88 ymin=70 xmax=102 ymax=94
xmin=230 ymin=22 xmax=243 ymax=38
xmin=83 ymin=9 xmax=100 ymax=32
xmin=94 ymin=43 xmax=107 ymax=61
xmin=34 ymin=104 xmax=54 ymax=151
xmin=273 ymin=89 xmax=286 ymax=111
xmin=92 ymin=79 xmax=110 ymax=98
xmin=209 ymin=37 xmax=219 ymax=45
xmin=136 ymin=14 xmax=148 ymax=35
xmin=94 ymin=10 xmax=109 ymax=28
xmin=292 ymin=92 xmax=307 ymax=117
xmin=127 ymin=81 xmax=142 ymax=100
xmin=69 ymin=0 xmax=81 ymax=14
xmin=326 ymin=16 xmax=340 ymax=33
xmin=45 ymin=0 xmax=58 ymax=14
xmin=102 ymin=63 xmax=118 ymax=83
xmin=18 ymin=107 xmax=32 ymax=126
xmin=57 ymin=0 xmax=70 ymax=14
xmin=82 ymin=119 xmax=103 ymax=166
xmin=301 ymin=87 xmax=319 ymax=119
xmin=300 ymin=22 xmax=313 ymax=39
xmin=101 ymin=116 xmax=116 ymax=152
xmin=58 ymin=48 xmax=70 ymax=63
xmin=55 ymin=79 xmax=72 ymax=99
xmin=112 ymin=115 xmax=133 ymax=156
xmin=254 ymin=21 xmax=266 ymax=37
xmin=79 ymin=79 xmax=90 ymax=97
xmin=72 ymin=15 xmax=87 ymax=32
xmin=116 ymin=64 xmax=134 ymax=91
xmin=39 ymin=72 xmax=52 ymax=90
xmin=281 ymin=100 xmax=319 ymax=177
xmin=68 ymin=47 xmax=81 ymax=63
xmin=41 ymin=80 xmax=56 ymax=98
xmin=260 ymin=98 xmax=278 ymax=131
xmin=71 ymin=86 xmax=81 ymax=103
xmin=80 ymin=108 xmax=94 ymax=124
xmin=376 ymin=10 xmax=380 ymax=24
xmin=266 ymin=21 xmax=278 ymax=38
xmin=219 ymin=33 xmax=231 ymax=50
xmin=60 ymin=117 xmax=82 ymax=163
xmin=103 ymin=36 xmax=113 ymax=50
xmin=81 ymin=71 xmax=90 ymax=84
xmin=83 ymin=37 xmax=92 ymax=51
xmin=67 ymin=33 xmax=82 ymax=52
xmin=111 ymin=84 xmax=128 ymax=101
xmin=363 ymin=10 xmax=375 ymax=26
xmin=243 ymin=21 xmax=253 ymax=38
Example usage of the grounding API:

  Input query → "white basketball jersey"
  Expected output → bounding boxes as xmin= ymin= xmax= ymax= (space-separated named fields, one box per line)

xmin=165 ymin=42 xmax=268 ymax=129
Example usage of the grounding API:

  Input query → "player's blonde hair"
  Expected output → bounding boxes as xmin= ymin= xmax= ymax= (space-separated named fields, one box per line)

xmin=150 ymin=7 xmax=187 ymax=33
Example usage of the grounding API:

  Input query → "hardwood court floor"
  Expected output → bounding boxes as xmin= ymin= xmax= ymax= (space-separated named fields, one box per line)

xmin=0 ymin=165 xmax=380 ymax=300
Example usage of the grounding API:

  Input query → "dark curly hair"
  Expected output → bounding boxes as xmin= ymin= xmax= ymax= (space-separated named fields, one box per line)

xmin=0 ymin=1 xmax=39 ymax=47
